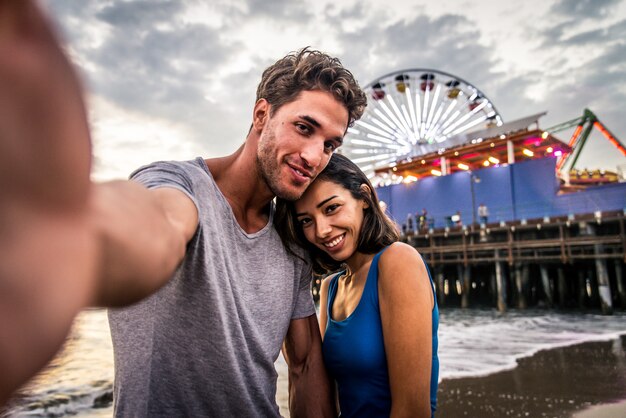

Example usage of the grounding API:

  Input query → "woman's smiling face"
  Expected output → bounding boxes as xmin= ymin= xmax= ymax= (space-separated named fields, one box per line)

xmin=294 ymin=179 xmax=368 ymax=262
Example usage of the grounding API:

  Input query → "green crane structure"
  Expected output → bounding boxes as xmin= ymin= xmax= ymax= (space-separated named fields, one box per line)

xmin=544 ymin=108 xmax=626 ymax=174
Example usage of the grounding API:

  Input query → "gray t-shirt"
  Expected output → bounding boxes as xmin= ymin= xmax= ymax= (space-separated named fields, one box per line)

xmin=108 ymin=158 xmax=315 ymax=417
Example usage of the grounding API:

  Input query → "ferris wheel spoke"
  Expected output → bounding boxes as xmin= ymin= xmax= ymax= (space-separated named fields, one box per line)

xmin=442 ymin=100 xmax=488 ymax=136
xmin=424 ymin=84 xmax=442 ymax=135
xmin=371 ymin=109 xmax=400 ymax=136
xmin=421 ymin=87 xmax=430 ymax=128
xmin=405 ymin=88 xmax=420 ymax=141
xmin=414 ymin=89 xmax=423 ymax=131
xmin=425 ymin=104 xmax=446 ymax=139
xmin=355 ymin=120 xmax=397 ymax=142
xmin=373 ymin=101 xmax=408 ymax=139
xmin=448 ymin=114 xmax=489 ymax=137
xmin=438 ymin=100 xmax=459 ymax=130
xmin=351 ymin=153 xmax=401 ymax=165
xmin=401 ymin=104 xmax=413 ymax=131
xmin=385 ymin=96 xmax=413 ymax=139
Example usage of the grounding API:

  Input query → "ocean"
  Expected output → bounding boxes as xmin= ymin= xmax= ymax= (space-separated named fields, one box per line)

xmin=3 ymin=308 xmax=626 ymax=417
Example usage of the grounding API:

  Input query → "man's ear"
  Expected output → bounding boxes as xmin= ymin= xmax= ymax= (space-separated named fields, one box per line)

xmin=360 ymin=184 xmax=371 ymax=209
xmin=252 ymin=99 xmax=270 ymax=132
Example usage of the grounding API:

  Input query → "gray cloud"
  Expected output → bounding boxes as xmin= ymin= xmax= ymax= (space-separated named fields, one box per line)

xmin=96 ymin=0 xmax=184 ymax=27
xmin=44 ymin=0 xmax=626 ymax=172
xmin=550 ymin=0 xmax=622 ymax=19
xmin=244 ymin=0 xmax=315 ymax=20
xmin=329 ymin=10 xmax=499 ymax=86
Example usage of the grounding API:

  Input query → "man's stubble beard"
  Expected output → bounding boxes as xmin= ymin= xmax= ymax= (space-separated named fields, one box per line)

xmin=256 ymin=129 xmax=306 ymax=202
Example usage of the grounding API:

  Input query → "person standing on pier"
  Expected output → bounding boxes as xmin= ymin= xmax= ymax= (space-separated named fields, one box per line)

xmin=419 ymin=208 xmax=428 ymax=232
xmin=0 ymin=1 xmax=369 ymax=416
xmin=276 ymin=154 xmax=439 ymax=418
xmin=478 ymin=203 xmax=489 ymax=225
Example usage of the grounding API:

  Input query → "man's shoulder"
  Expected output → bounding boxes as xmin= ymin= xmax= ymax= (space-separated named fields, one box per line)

xmin=130 ymin=157 xmax=207 ymax=179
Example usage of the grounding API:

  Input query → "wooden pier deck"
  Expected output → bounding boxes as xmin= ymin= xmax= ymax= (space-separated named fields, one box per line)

xmin=403 ymin=210 xmax=626 ymax=314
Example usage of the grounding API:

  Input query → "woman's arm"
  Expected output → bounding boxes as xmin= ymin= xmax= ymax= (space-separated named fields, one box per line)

xmin=318 ymin=276 xmax=332 ymax=339
xmin=379 ymin=242 xmax=434 ymax=418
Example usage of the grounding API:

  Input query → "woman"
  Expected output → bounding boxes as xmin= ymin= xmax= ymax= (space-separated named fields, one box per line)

xmin=276 ymin=153 xmax=439 ymax=417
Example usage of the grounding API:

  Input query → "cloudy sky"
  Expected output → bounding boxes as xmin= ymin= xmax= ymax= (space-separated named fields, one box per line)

xmin=43 ymin=0 xmax=626 ymax=180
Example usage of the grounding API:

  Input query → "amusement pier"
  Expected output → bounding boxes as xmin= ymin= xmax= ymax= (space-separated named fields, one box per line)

xmin=337 ymin=69 xmax=626 ymax=315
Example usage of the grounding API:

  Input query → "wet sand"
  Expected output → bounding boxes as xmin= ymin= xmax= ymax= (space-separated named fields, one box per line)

xmin=436 ymin=335 xmax=626 ymax=417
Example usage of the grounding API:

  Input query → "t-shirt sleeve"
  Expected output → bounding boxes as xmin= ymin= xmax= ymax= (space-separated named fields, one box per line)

xmin=291 ymin=260 xmax=316 ymax=320
xmin=129 ymin=160 xmax=200 ymax=213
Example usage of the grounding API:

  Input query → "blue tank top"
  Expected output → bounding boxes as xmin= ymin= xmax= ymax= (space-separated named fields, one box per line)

xmin=322 ymin=247 xmax=439 ymax=417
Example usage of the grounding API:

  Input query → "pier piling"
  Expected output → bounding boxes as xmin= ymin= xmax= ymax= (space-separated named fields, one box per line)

xmin=557 ymin=267 xmax=567 ymax=308
xmin=540 ymin=265 xmax=554 ymax=308
xmin=514 ymin=263 xmax=529 ymax=309
xmin=436 ymin=270 xmax=446 ymax=307
xmin=495 ymin=252 xmax=507 ymax=312
xmin=461 ymin=266 xmax=471 ymax=308
xmin=616 ymin=260 xmax=626 ymax=309
xmin=577 ymin=270 xmax=586 ymax=309
xmin=587 ymin=224 xmax=614 ymax=315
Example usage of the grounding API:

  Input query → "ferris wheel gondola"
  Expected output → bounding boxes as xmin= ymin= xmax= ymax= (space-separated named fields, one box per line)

xmin=341 ymin=69 xmax=503 ymax=180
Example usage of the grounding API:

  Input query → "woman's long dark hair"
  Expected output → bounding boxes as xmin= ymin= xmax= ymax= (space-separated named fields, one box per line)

xmin=275 ymin=153 xmax=399 ymax=275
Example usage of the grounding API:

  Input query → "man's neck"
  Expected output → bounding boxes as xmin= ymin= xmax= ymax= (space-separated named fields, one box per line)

xmin=205 ymin=142 xmax=275 ymax=234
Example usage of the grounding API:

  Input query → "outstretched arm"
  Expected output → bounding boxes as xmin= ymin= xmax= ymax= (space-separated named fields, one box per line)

xmin=0 ymin=0 xmax=197 ymax=404
xmin=283 ymin=314 xmax=336 ymax=418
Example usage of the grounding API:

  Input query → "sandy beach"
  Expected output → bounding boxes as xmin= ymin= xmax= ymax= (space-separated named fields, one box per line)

xmin=436 ymin=335 xmax=626 ymax=417
xmin=3 ymin=310 xmax=625 ymax=417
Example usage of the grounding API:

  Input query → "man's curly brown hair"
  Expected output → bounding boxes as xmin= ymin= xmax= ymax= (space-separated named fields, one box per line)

xmin=256 ymin=47 xmax=367 ymax=127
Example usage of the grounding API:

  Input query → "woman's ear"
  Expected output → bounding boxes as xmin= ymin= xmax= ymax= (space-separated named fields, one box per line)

xmin=359 ymin=184 xmax=371 ymax=209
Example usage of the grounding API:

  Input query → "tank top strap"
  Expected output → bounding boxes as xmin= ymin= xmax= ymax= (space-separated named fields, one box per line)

xmin=362 ymin=246 xmax=392 ymax=307
xmin=326 ymin=270 xmax=346 ymax=322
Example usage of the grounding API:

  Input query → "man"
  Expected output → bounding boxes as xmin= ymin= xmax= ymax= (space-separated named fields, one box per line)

xmin=0 ymin=1 xmax=367 ymax=415
xmin=108 ymin=50 xmax=366 ymax=416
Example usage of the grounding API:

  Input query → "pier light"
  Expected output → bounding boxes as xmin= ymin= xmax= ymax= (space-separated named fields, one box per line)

xmin=488 ymin=156 xmax=500 ymax=164
xmin=421 ymin=159 xmax=426 ymax=164
xmin=454 ymin=151 xmax=459 ymax=156
xmin=431 ymin=169 xmax=442 ymax=176
xmin=483 ymin=160 xmax=490 ymax=167
xmin=392 ymin=167 xmax=397 ymax=171
xmin=522 ymin=148 xmax=534 ymax=157
xmin=546 ymin=147 xmax=553 ymax=153
xmin=458 ymin=163 xmax=470 ymax=170
xmin=490 ymin=142 xmax=495 ymax=147
xmin=542 ymin=131 xmax=549 ymax=139
xmin=455 ymin=280 xmax=463 ymax=295
xmin=500 ymin=134 xmax=506 ymax=139
xmin=554 ymin=150 xmax=563 ymax=157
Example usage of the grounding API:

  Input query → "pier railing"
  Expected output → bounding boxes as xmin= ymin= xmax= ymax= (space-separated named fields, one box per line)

xmin=406 ymin=210 xmax=625 ymax=266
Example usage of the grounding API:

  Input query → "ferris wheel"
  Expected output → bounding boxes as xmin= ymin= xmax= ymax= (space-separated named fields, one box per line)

xmin=341 ymin=69 xmax=503 ymax=179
